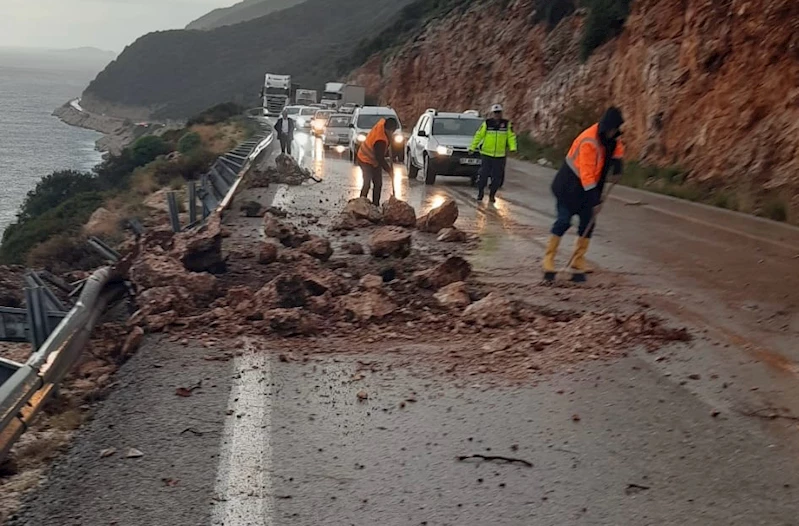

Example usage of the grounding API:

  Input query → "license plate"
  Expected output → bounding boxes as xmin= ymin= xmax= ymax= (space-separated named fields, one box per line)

xmin=460 ymin=158 xmax=481 ymax=165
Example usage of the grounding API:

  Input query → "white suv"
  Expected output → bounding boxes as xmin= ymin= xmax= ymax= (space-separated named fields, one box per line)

xmin=348 ymin=106 xmax=405 ymax=164
xmin=405 ymin=110 xmax=484 ymax=185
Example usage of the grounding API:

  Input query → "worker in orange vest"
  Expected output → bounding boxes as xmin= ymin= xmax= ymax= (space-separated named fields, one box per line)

xmin=543 ymin=107 xmax=625 ymax=282
xmin=357 ymin=117 xmax=399 ymax=206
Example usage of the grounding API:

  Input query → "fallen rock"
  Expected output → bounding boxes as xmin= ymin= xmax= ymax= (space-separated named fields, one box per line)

xmin=83 ymin=207 xmax=121 ymax=237
xmin=300 ymin=236 xmax=333 ymax=262
xmin=417 ymin=198 xmax=458 ymax=233
xmin=263 ymin=215 xmax=310 ymax=248
xmin=434 ymin=281 xmax=471 ymax=308
xmin=345 ymin=197 xmax=382 ymax=223
xmin=359 ymin=274 xmax=384 ymax=290
xmin=266 ymin=206 xmax=288 ymax=218
xmin=369 ymin=227 xmax=412 ymax=258
xmin=130 ymin=253 xmax=218 ymax=302
xmin=462 ymin=293 xmax=515 ymax=327
xmin=121 ymin=327 xmax=145 ymax=357
xmin=172 ymin=214 xmax=226 ymax=273
xmin=264 ymin=308 xmax=318 ymax=335
xmin=341 ymin=291 xmax=396 ymax=321
xmin=330 ymin=212 xmax=372 ymax=231
xmin=240 ymin=200 xmax=263 ymax=217
xmin=343 ymin=241 xmax=365 ymax=255
xmin=416 ymin=257 xmax=472 ymax=289
xmin=258 ymin=242 xmax=279 ymax=264
xmin=437 ymin=227 xmax=468 ymax=243
xmin=382 ymin=197 xmax=416 ymax=227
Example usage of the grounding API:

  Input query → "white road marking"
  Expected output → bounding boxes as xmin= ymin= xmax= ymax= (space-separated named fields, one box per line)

xmin=211 ymin=340 xmax=273 ymax=525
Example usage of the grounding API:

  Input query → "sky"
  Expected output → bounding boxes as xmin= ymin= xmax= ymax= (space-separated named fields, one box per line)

xmin=0 ymin=0 xmax=236 ymax=52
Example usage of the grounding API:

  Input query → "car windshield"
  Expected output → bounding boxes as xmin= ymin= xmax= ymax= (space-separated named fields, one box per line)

xmin=328 ymin=116 xmax=351 ymax=127
xmin=285 ymin=107 xmax=300 ymax=115
xmin=300 ymin=108 xmax=316 ymax=116
xmin=357 ymin=114 xmax=399 ymax=130
xmin=432 ymin=118 xmax=482 ymax=136
xmin=315 ymin=111 xmax=333 ymax=120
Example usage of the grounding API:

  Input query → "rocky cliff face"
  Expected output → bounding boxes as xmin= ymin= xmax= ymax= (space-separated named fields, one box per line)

xmin=352 ymin=0 xmax=799 ymax=217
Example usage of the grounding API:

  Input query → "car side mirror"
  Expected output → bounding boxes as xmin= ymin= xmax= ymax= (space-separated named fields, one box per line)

xmin=418 ymin=130 xmax=427 ymax=137
xmin=348 ymin=123 xmax=354 ymax=128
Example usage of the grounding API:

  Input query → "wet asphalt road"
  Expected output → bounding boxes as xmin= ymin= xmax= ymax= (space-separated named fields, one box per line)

xmin=10 ymin=133 xmax=799 ymax=525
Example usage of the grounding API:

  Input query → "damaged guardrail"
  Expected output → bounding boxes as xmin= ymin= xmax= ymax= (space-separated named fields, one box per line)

xmin=0 ymin=267 xmax=126 ymax=462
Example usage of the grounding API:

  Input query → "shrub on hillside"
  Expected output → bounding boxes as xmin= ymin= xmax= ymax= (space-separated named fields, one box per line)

xmin=27 ymin=235 xmax=106 ymax=274
xmin=151 ymin=151 xmax=216 ymax=186
xmin=178 ymin=131 xmax=203 ymax=154
xmin=187 ymin=103 xmax=245 ymax=127
xmin=0 ymin=192 xmax=104 ymax=265
xmin=131 ymin=136 xmax=171 ymax=167
xmin=580 ymin=0 xmax=631 ymax=61
xmin=16 ymin=170 xmax=100 ymax=223
xmin=532 ymin=0 xmax=576 ymax=28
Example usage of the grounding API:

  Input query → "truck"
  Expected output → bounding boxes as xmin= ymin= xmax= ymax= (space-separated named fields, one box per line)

xmin=261 ymin=73 xmax=291 ymax=116
xmin=320 ymin=82 xmax=366 ymax=109
xmin=295 ymin=89 xmax=318 ymax=106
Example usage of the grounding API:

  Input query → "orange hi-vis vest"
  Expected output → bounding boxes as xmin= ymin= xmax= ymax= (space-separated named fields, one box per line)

xmin=357 ymin=118 xmax=389 ymax=167
xmin=565 ymin=123 xmax=625 ymax=191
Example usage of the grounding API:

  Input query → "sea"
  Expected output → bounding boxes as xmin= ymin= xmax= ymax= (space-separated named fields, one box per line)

xmin=0 ymin=48 xmax=109 ymax=236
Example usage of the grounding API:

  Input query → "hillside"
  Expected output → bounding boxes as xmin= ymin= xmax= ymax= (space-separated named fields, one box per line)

xmin=82 ymin=0 xmax=413 ymax=119
xmin=186 ymin=0 xmax=307 ymax=30
xmin=351 ymin=0 xmax=799 ymax=222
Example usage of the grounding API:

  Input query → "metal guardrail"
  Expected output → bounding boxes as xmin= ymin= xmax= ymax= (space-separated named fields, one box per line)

xmin=0 ymin=118 xmax=275 ymax=463
xmin=0 ymin=267 xmax=125 ymax=461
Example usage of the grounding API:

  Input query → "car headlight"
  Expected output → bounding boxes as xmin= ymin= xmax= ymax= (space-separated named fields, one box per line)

xmin=297 ymin=117 xmax=306 ymax=126
xmin=436 ymin=145 xmax=453 ymax=156
xmin=357 ymin=133 xmax=367 ymax=143
xmin=393 ymin=134 xmax=404 ymax=144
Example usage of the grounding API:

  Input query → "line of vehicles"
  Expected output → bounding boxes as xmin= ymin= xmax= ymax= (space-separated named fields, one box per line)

xmin=262 ymin=72 xmax=485 ymax=186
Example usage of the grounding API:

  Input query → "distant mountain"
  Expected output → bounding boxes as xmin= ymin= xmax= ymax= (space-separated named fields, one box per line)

xmin=83 ymin=0 xmax=414 ymax=119
xmin=186 ymin=0 xmax=307 ymax=30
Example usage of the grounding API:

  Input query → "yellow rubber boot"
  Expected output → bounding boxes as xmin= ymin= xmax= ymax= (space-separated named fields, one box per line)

xmin=570 ymin=237 xmax=591 ymax=282
xmin=542 ymin=235 xmax=561 ymax=281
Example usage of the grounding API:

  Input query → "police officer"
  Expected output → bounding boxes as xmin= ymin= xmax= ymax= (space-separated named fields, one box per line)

xmin=357 ymin=117 xmax=399 ymax=206
xmin=543 ymin=107 xmax=625 ymax=282
xmin=469 ymin=104 xmax=518 ymax=202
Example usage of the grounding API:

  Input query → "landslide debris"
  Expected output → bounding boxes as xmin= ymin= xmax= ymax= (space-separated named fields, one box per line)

xmin=248 ymin=153 xmax=314 ymax=187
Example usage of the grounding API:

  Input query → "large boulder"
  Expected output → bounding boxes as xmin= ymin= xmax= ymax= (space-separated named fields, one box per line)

xmin=263 ymin=215 xmax=310 ymax=248
xmin=264 ymin=308 xmax=318 ymax=335
xmin=415 ymin=257 xmax=472 ymax=289
xmin=240 ymin=200 xmax=263 ymax=217
xmin=382 ymin=197 xmax=417 ymax=227
xmin=369 ymin=227 xmax=412 ymax=258
xmin=434 ymin=281 xmax=471 ymax=308
xmin=258 ymin=242 xmax=279 ymax=264
xmin=462 ymin=293 xmax=516 ymax=328
xmin=300 ymin=236 xmax=333 ymax=262
xmin=417 ymin=198 xmax=459 ymax=233
xmin=340 ymin=291 xmax=396 ymax=321
xmin=130 ymin=253 xmax=218 ymax=302
xmin=330 ymin=212 xmax=372 ymax=231
xmin=83 ymin=207 xmax=121 ymax=237
xmin=345 ymin=197 xmax=382 ymax=223
xmin=172 ymin=215 xmax=225 ymax=273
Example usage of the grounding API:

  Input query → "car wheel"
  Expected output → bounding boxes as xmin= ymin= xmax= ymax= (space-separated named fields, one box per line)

xmin=395 ymin=149 xmax=405 ymax=163
xmin=406 ymin=150 xmax=419 ymax=179
xmin=424 ymin=155 xmax=436 ymax=185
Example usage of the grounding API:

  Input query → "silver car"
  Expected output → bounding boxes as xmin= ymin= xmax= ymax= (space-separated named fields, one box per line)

xmin=323 ymin=114 xmax=353 ymax=150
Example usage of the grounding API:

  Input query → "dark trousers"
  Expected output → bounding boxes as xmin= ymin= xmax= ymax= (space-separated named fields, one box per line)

xmin=279 ymin=135 xmax=292 ymax=155
xmin=478 ymin=155 xmax=506 ymax=195
xmin=552 ymin=200 xmax=595 ymax=238
xmin=359 ymin=161 xmax=383 ymax=206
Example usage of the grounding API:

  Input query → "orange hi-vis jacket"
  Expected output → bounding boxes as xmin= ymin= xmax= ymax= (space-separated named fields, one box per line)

xmin=565 ymin=123 xmax=625 ymax=192
xmin=357 ymin=118 xmax=390 ymax=168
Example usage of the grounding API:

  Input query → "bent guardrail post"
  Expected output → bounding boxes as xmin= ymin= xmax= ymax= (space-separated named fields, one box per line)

xmin=0 ymin=266 xmax=125 ymax=462
xmin=167 ymin=191 xmax=181 ymax=233
xmin=188 ymin=181 xmax=198 ymax=224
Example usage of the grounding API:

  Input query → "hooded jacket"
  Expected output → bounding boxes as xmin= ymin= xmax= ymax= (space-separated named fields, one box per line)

xmin=552 ymin=107 xmax=625 ymax=210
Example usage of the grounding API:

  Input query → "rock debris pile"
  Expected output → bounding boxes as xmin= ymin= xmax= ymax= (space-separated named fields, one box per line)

xmin=248 ymin=153 xmax=315 ymax=187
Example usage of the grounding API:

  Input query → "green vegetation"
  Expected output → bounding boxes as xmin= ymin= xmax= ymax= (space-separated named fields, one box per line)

xmin=186 ymin=103 xmax=245 ymax=126
xmin=0 ymin=104 xmax=248 ymax=266
xmin=579 ymin=0 xmax=631 ymax=61
xmin=85 ymin=0 xmax=415 ymax=118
